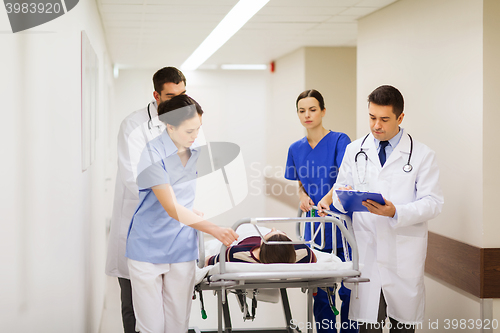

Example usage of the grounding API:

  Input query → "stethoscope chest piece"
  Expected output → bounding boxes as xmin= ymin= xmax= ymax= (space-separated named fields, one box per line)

xmin=403 ymin=163 xmax=413 ymax=173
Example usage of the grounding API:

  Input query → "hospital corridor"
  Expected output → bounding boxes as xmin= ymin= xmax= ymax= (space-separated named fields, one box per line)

xmin=2 ymin=0 xmax=500 ymax=332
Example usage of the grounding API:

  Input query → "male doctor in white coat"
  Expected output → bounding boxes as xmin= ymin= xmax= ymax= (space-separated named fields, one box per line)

xmin=318 ymin=85 xmax=443 ymax=333
xmin=106 ymin=67 xmax=187 ymax=333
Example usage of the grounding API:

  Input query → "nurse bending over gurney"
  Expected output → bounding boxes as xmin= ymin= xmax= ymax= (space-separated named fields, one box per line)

xmin=125 ymin=95 xmax=238 ymax=333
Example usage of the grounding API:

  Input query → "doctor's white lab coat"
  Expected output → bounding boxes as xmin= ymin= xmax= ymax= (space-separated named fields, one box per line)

xmin=105 ymin=101 xmax=164 ymax=279
xmin=333 ymin=128 xmax=444 ymax=324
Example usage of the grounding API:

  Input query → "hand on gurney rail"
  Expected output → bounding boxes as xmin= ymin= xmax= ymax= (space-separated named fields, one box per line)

xmin=299 ymin=192 xmax=314 ymax=212
xmin=211 ymin=227 xmax=239 ymax=247
xmin=192 ymin=220 xmax=238 ymax=247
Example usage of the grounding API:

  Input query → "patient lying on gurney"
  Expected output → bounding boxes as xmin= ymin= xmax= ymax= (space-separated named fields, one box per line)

xmin=205 ymin=227 xmax=317 ymax=266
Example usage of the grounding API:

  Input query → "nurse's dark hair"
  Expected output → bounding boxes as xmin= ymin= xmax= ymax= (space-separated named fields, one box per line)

xmin=296 ymin=89 xmax=325 ymax=110
xmin=368 ymin=85 xmax=404 ymax=118
xmin=153 ymin=67 xmax=186 ymax=93
xmin=158 ymin=94 xmax=203 ymax=127
xmin=259 ymin=234 xmax=296 ymax=264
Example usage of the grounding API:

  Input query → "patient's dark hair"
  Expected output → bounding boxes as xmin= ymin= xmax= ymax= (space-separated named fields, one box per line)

xmin=259 ymin=234 xmax=296 ymax=264
xmin=158 ymin=94 xmax=203 ymax=127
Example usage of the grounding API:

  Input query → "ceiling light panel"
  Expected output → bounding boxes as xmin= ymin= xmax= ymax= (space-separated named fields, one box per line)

xmin=181 ymin=0 xmax=270 ymax=71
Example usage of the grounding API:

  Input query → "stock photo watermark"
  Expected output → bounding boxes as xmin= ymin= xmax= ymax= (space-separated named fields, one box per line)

xmin=289 ymin=318 xmax=499 ymax=331
xmin=248 ymin=161 xmax=340 ymax=197
xmin=3 ymin=0 xmax=79 ymax=33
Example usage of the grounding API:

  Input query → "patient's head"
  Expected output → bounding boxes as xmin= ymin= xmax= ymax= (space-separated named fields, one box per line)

xmin=259 ymin=232 xmax=296 ymax=264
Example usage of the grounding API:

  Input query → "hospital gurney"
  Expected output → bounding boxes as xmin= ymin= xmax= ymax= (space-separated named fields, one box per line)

xmin=193 ymin=209 xmax=368 ymax=333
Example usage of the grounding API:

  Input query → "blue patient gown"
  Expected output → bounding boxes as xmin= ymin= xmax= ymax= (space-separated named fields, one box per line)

xmin=285 ymin=131 xmax=357 ymax=333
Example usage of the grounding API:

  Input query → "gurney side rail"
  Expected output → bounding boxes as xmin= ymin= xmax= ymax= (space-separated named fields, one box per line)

xmin=218 ymin=216 xmax=359 ymax=274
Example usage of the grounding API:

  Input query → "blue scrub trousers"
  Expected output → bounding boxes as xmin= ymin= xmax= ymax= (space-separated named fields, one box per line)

xmin=313 ymin=248 xmax=358 ymax=333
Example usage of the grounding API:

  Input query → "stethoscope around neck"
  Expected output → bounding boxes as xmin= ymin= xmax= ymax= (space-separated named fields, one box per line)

xmin=147 ymin=102 xmax=163 ymax=135
xmin=355 ymin=132 xmax=414 ymax=175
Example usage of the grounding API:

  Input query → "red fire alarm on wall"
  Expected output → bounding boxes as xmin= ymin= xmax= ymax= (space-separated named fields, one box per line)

xmin=270 ymin=61 xmax=275 ymax=73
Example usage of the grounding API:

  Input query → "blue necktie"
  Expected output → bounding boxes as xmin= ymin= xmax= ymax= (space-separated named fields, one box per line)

xmin=379 ymin=141 xmax=390 ymax=167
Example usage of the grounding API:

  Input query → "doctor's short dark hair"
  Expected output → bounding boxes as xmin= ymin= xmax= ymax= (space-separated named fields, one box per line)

xmin=259 ymin=234 xmax=296 ymax=264
xmin=368 ymin=85 xmax=404 ymax=118
xmin=157 ymin=94 xmax=203 ymax=127
xmin=296 ymin=89 xmax=325 ymax=110
xmin=153 ymin=67 xmax=186 ymax=93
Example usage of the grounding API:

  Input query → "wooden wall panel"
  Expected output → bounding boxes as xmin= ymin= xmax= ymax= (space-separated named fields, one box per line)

xmin=482 ymin=248 xmax=500 ymax=298
xmin=426 ymin=232 xmax=500 ymax=298
xmin=425 ymin=232 xmax=481 ymax=297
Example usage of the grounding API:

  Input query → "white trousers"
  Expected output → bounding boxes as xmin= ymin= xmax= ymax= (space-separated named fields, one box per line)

xmin=128 ymin=259 xmax=196 ymax=333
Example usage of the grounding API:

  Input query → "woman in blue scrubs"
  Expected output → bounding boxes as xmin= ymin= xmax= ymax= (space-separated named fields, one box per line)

xmin=285 ymin=89 xmax=357 ymax=333
xmin=126 ymin=95 xmax=238 ymax=333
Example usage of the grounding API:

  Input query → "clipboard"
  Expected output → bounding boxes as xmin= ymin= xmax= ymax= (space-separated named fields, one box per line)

xmin=335 ymin=190 xmax=385 ymax=212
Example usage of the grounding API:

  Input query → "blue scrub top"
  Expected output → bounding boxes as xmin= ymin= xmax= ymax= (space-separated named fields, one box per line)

xmin=285 ymin=131 xmax=351 ymax=250
xmin=126 ymin=130 xmax=200 ymax=264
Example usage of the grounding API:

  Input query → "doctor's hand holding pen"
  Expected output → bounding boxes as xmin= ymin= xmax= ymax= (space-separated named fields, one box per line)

xmin=316 ymin=185 xmax=352 ymax=216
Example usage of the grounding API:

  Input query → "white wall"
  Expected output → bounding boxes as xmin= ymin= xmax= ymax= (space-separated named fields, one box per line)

xmin=263 ymin=47 xmax=307 ymax=223
xmin=482 ymin=0 xmax=500 ymax=248
xmin=357 ymin=0 xmax=499 ymax=331
xmin=0 ymin=2 xmax=113 ymax=332
xmin=358 ymin=0 xmax=483 ymax=247
xmin=266 ymin=48 xmax=306 ymax=177
xmin=305 ymin=47 xmax=357 ymax=141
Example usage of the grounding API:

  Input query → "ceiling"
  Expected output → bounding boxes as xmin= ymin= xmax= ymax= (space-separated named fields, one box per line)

xmin=97 ymin=0 xmax=398 ymax=70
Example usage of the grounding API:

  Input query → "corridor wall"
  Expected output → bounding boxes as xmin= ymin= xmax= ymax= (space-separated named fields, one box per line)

xmin=0 ymin=2 xmax=114 ymax=332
